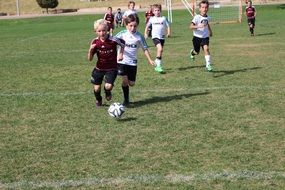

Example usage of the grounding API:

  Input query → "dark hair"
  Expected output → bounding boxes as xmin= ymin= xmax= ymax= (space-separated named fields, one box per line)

xmin=199 ymin=0 xmax=209 ymax=7
xmin=125 ymin=14 xmax=139 ymax=25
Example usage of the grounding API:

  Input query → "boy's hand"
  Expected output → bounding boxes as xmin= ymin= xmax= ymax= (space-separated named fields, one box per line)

xmin=149 ymin=60 xmax=155 ymax=66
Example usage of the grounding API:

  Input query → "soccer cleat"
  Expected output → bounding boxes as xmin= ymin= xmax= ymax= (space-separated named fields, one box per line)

xmin=190 ymin=49 xmax=195 ymax=60
xmin=96 ymin=100 xmax=102 ymax=107
xmin=122 ymin=100 xmax=130 ymax=107
xmin=155 ymin=66 xmax=164 ymax=73
xmin=206 ymin=65 xmax=213 ymax=72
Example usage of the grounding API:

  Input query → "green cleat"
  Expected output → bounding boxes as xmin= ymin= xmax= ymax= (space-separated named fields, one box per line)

xmin=206 ymin=65 xmax=213 ymax=72
xmin=190 ymin=49 xmax=195 ymax=60
xmin=155 ymin=66 xmax=164 ymax=73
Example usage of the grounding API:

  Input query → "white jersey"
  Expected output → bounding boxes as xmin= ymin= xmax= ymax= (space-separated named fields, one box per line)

xmin=147 ymin=16 xmax=169 ymax=39
xmin=116 ymin=30 xmax=148 ymax=66
xmin=123 ymin=9 xmax=137 ymax=17
xmin=192 ymin=14 xmax=211 ymax=38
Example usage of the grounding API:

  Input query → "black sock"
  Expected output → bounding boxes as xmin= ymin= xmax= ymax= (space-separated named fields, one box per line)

xmin=156 ymin=56 xmax=162 ymax=60
xmin=122 ymin=86 xmax=129 ymax=102
xmin=94 ymin=90 xmax=102 ymax=101
xmin=104 ymin=87 xmax=111 ymax=97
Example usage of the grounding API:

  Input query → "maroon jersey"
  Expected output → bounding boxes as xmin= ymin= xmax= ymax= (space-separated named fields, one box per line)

xmin=90 ymin=35 xmax=125 ymax=71
xmin=104 ymin=13 xmax=115 ymax=29
xmin=145 ymin=11 xmax=154 ymax=24
xmin=246 ymin=6 xmax=256 ymax=19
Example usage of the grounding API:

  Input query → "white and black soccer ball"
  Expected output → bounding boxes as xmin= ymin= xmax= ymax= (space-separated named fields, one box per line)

xmin=108 ymin=102 xmax=125 ymax=118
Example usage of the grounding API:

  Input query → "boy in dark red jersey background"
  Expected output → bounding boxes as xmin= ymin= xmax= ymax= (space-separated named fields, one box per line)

xmin=88 ymin=19 xmax=125 ymax=107
xmin=145 ymin=5 xmax=154 ymax=38
xmin=245 ymin=1 xmax=257 ymax=36
xmin=103 ymin=7 xmax=115 ymax=36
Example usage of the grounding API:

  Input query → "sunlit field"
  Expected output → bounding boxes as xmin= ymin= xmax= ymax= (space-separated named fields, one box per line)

xmin=0 ymin=4 xmax=285 ymax=189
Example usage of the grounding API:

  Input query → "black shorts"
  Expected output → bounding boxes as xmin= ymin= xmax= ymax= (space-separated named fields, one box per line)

xmin=152 ymin=38 xmax=165 ymax=47
xmin=192 ymin=36 xmax=209 ymax=54
xmin=91 ymin=68 xmax=118 ymax=85
xmin=247 ymin=18 xmax=255 ymax=27
xmin=117 ymin=64 xmax=137 ymax=82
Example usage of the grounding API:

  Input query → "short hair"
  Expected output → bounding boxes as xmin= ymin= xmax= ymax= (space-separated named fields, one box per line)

xmin=199 ymin=0 xmax=209 ymax=7
xmin=93 ymin=19 xmax=108 ymax=31
xmin=125 ymin=14 xmax=139 ymax=26
xmin=128 ymin=1 xmax=135 ymax=7
xmin=152 ymin=4 xmax=162 ymax=11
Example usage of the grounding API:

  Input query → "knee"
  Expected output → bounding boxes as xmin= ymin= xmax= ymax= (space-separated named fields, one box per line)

xmin=105 ymin=83 xmax=113 ymax=90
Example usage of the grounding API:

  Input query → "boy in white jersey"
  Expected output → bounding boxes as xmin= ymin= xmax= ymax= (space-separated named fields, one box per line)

xmin=144 ymin=4 xmax=171 ymax=74
xmin=122 ymin=1 xmax=137 ymax=26
xmin=189 ymin=0 xmax=213 ymax=72
xmin=116 ymin=14 xmax=155 ymax=106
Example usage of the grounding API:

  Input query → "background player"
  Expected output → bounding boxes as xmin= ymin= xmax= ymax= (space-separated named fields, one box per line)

xmin=88 ymin=19 xmax=125 ymax=107
xmin=144 ymin=4 xmax=171 ymax=74
xmin=245 ymin=1 xmax=257 ymax=36
xmin=103 ymin=7 xmax=115 ymax=36
xmin=189 ymin=0 xmax=213 ymax=72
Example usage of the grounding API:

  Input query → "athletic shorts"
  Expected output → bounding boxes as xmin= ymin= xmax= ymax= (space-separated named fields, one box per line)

xmin=152 ymin=38 xmax=165 ymax=47
xmin=192 ymin=36 xmax=209 ymax=54
xmin=117 ymin=64 xmax=137 ymax=82
xmin=91 ymin=68 xmax=118 ymax=85
xmin=247 ymin=18 xmax=255 ymax=27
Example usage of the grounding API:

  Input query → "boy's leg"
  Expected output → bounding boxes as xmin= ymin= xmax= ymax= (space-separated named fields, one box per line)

xmin=104 ymin=70 xmax=118 ymax=101
xmin=190 ymin=37 xmax=201 ymax=61
xmin=93 ymin=85 xmax=102 ymax=107
xmin=203 ymin=45 xmax=213 ymax=72
xmin=153 ymin=38 xmax=164 ymax=73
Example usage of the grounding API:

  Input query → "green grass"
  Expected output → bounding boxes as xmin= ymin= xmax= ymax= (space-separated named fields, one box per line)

xmin=1 ymin=4 xmax=285 ymax=189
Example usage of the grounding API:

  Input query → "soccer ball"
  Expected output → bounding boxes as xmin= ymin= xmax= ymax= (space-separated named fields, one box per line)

xmin=108 ymin=102 xmax=125 ymax=118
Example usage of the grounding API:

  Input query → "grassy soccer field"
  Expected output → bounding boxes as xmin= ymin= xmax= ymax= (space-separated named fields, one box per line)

xmin=0 ymin=4 xmax=285 ymax=189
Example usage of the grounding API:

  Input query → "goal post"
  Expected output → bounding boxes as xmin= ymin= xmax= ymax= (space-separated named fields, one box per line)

xmin=166 ymin=0 xmax=243 ymax=24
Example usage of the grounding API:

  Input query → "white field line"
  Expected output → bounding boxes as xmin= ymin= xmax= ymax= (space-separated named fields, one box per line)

xmin=0 ymin=85 xmax=279 ymax=97
xmin=1 ymin=171 xmax=284 ymax=189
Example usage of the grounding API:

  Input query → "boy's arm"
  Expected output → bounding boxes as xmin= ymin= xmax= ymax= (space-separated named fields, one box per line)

xmin=208 ymin=24 xmax=213 ymax=37
xmin=167 ymin=26 xmax=171 ymax=37
xmin=144 ymin=24 xmax=149 ymax=38
xmin=88 ymin=44 xmax=96 ymax=61
xmin=190 ymin=22 xmax=204 ymax=30
xmin=143 ymin=49 xmax=155 ymax=66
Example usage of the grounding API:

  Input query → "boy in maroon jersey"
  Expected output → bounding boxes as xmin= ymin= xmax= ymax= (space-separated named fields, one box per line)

xmin=245 ymin=1 xmax=257 ymax=36
xmin=145 ymin=5 xmax=154 ymax=38
xmin=103 ymin=7 xmax=115 ymax=36
xmin=88 ymin=19 xmax=125 ymax=107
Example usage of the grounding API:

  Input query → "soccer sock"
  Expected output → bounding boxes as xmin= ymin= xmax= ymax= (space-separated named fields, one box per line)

xmin=250 ymin=27 xmax=253 ymax=34
xmin=122 ymin=85 xmax=129 ymax=102
xmin=155 ymin=57 xmax=162 ymax=67
xmin=94 ymin=90 xmax=102 ymax=102
xmin=104 ymin=86 xmax=111 ymax=97
xmin=205 ymin=55 xmax=211 ymax=66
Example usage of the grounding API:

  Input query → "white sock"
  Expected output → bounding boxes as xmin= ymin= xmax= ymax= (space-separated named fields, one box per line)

xmin=205 ymin=55 xmax=211 ymax=67
xmin=155 ymin=58 xmax=161 ymax=67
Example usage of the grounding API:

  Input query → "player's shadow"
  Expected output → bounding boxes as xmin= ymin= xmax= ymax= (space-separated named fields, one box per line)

xmin=133 ymin=91 xmax=210 ymax=108
xmin=116 ymin=117 xmax=137 ymax=122
xmin=212 ymin=66 xmax=261 ymax=78
xmin=256 ymin=32 xmax=275 ymax=36
xmin=178 ymin=65 xmax=205 ymax=71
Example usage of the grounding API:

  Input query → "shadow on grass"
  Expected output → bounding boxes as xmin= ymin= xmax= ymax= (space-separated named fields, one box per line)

xmin=256 ymin=32 xmax=275 ymax=36
xmin=212 ymin=66 xmax=262 ymax=78
xmin=133 ymin=91 xmax=210 ymax=108
xmin=277 ymin=4 xmax=285 ymax=9
xmin=178 ymin=65 xmax=205 ymax=71
xmin=116 ymin=117 xmax=137 ymax=122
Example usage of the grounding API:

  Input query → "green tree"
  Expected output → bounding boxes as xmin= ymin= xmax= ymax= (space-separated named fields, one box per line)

xmin=36 ymin=0 xmax=59 ymax=13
